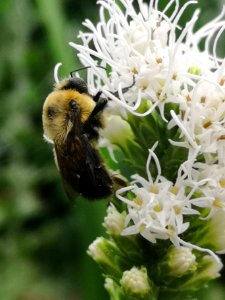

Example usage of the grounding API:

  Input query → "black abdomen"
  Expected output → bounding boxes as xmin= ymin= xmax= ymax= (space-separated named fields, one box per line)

xmin=55 ymin=133 xmax=113 ymax=200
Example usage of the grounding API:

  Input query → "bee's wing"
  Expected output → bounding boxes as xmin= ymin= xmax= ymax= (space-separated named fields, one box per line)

xmin=82 ymin=135 xmax=113 ymax=198
xmin=61 ymin=177 xmax=79 ymax=201
xmin=54 ymin=133 xmax=113 ymax=200
xmin=53 ymin=144 xmax=81 ymax=201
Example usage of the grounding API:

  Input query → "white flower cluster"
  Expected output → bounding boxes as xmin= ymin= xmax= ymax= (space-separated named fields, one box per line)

xmin=116 ymin=146 xmax=223 ymax=260
xmin=69 ymin=0 xmax=225 ymax=260
xmin=70 ymin=0 xmax=225 ymax=116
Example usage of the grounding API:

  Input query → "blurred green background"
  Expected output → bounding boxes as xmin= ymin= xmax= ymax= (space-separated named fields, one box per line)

xmin=0 ymin=0 xmax=224 ymax=299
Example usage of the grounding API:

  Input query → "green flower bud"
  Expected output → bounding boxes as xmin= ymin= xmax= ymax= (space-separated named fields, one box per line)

xmin=103 ymin=203 xmax=126 ymax=236
xmin=120 ymin=266 xmax=151 ymax=298
xmin=104 ymin=278 xmax=121 ymax=300
xmin=168 ymin=246 xmax=197 ymax=277
xmin=179 ymin=255 xmax=222 ymax=291
xmin=206 ymin=210 xmax=225 ymax=254
xmin=101 ymin=115 xmax=134 ymax=149
xmin=199 ymin=255 xmax=223 ymax=280
xmin=87 ymin=237 xmax=122 ymax=278
xmin=88 ymin=237 xmax=111 ymax=262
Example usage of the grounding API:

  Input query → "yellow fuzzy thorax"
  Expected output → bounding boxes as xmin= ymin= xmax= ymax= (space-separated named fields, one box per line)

xmin=42 ymin=89 xmax=96 ymax=142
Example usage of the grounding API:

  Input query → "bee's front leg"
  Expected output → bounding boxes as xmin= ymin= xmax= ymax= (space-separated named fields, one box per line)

xmin=91 ymin=94 xmax=108 ymax=118
xmin=82 ymin=95 xmax=108 ymax=139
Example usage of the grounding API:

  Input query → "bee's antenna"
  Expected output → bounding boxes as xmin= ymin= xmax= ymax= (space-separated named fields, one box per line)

xmin=70 ymin=66 xmax=107 ymax=77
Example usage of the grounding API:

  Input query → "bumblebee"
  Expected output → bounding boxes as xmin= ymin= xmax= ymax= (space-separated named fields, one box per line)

xmin=42 ymin=73 xmax=133 ymax=200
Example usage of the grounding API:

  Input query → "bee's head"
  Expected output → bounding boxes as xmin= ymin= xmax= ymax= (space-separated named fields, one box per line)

xmin=42 ymin=78 xmax=96 ymax=142
xmin=55 ymin=77 xmax=89 ymax=94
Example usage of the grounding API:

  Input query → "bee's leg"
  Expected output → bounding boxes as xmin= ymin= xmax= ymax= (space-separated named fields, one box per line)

xmin=93 ymin=91 xmax=103 ymax=102
xmin=112 ymin=75 xmax=135 ymax=98
xmin=89 ymin=97 xmax=108 ymax=118
xmin=83 ymin=76 xmax=135 ymax=137
xmin=82 ymin=97 xmax=107 ymax=138
xmin=92 ymin=75 xmax=135 ymax=111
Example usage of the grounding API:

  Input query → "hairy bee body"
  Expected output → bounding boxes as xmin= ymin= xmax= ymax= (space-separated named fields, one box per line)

xmin=42 ymin=77 xmax=114 ymax=200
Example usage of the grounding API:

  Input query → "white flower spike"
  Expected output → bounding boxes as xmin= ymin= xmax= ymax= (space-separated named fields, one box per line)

xmin=69 ymin=0 xmax=225 ymax=297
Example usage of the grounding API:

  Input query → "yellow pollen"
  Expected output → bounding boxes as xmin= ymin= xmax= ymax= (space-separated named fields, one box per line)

xmin=170 ymin=186 xmax=179 ymax=195
xmin=219 ymin=179 xmax=225 ymax=187
xmin=156 ymin=57 xmax=162 ymax=64
xmin=139 ymin=224 xmax=146 ymax=232
xmin=217 ymin=135 xmax=225 ymax=140
xmin=200 ymin=96 xmax=206 ymax=103
xmin=154 ymin=203 xmax=163 ymax=212
xmin=172 ymin=73 xmax=177 ymax=80
xmin=213 ymin=199 xmax=225 ymax=208
xmin=141 ymin=84 xmax=148 ymax=90
xmin=131 ymin=67 xmax=138 ymax=75
xmin=219 ymin=77 xmax=225 ymax=86
xmin=203 ymin=120 xmax=212 ymax=128
xmin=174 ymin=206 xmax=181 ymax=214
xmin=135 ymin=196 xmax=143 ymax=206
xmin=186 ymin=95 xmax=191 ymax=102
xmin=150 ymin=185 xmax=158 ymax=194
xmin=167 ymin=225 xmax=175 ymax=236
xmin=180 ymin=109 xmax=185 ymax=120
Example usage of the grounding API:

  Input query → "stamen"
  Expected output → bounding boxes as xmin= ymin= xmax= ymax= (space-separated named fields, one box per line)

xmin=54 ymin=62 xmax=62 ymax=83
xmin=203 ymin=120 xmax=212 ymax=129
xmin=200 ymin=96 xmax=206 ymax=103
xmin=213 ymin=199 xmax=225 ymax=208
xmin=154 ymin=203 xmax=163 ymax=212
xmin=170 ymin=110 xmax=197 ymax=148
xmin=162 ymin=0 xmax=179 ymax=22
xmin=194 ymin=6 xmax=225 ymax=43
xmin=213 ymin=24 xmax=225 ymax=68
xmin=116 ymin=186 xmax=139 ymax=208
xmin=146 ymin=142 xmax=160 ymax=183
xmin=219 ymin=77 xmax=225 ymax=86
xmin=178 ymin=238 xmax=221 ymax=265
xmin=219 ymin=179 xmax=225 ymax=187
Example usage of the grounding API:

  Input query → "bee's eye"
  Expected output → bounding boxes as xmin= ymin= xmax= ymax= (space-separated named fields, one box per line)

xmin=47 ymin=106 xmax=56 ymax=119
xmin=69 ymin=100 xmax=77 ymax=111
